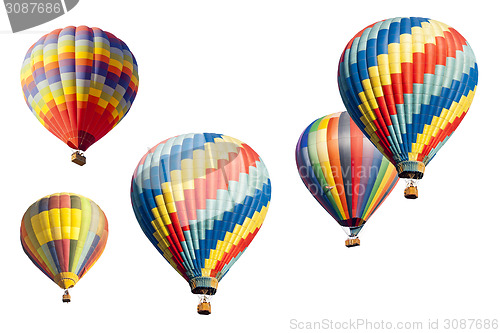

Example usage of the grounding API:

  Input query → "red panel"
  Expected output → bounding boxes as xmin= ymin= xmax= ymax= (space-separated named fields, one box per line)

xmin=350 ymin=120 xmax=363 ymax=216
xmin=194 ymin=178 xmax=207 ymax=210
xmin=413 ymin=53 xmax=425 ymax=84
xmin=326 ymin=116 xmax=350 ymax=216
xmin=424 ymin=43 xmax=436 ymax=74
xmin=435 ymin=36 xmax=447 ymax=66
xmin=391 ymin=73 xmax=404 ymax=105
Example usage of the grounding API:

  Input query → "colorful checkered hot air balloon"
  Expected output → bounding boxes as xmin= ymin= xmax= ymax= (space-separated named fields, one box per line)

xmin=131 ymin=133 xmax=271 ymax=315
xmin=338 ymin=17 xmax=478 ymax=198
xmin=21 ymin=193 xmax=108 ymax=302
xmin=296 ymin=112 xmax=398 ymax=247
xmin=21 ymin=26 xmax=139 ymax=166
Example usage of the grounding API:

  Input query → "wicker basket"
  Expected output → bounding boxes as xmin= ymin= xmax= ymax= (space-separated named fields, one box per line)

xmin=71 ymin=152 xmax=86 ymax=166
xmin=197 ymin=301 xmax=211 ymax=315
xmin=404 ymin=185 xmax=418 ymax=199
xmin=345 ymin=238 xmax=361 ymax=248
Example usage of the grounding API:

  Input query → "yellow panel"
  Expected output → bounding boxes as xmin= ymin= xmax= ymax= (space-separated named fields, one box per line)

xmin=357 ymin=90 xmax=368 ymax=103
xmin=57 ymin=45 xmax=75 ymax=53
xmin=70 ymin=207 xmax=82 ymax=240
xmin=48 ymin=208 xmax=62 ymax=241
xmin=37 ymin=211 xmax=52 ymax=245
xmin=89 ymin=87 xmax=103 ymax=98
xmin=151 ymin=207 xmax=160 ymax=219
xmin=379 ymin=74 xmax=391 ymax=86
xmin=97 ymin=97 xmax=109 ymax=108
xmin=363 ymin=168 xmax=395 ymax=218
xmin=60 ymin=207 xmax=71 ymax=239
xmin=108 ymin=58 xmax=124 ymax=70
xmin=411 ymin=26 xmax=424 ymax=42
xmin=156 ymin=204 xmax=168 ymax=217
xmin=94 ymin=47 xmax=110 ymax=56
xmin=166 ymin=202 xmax=176 ymax=213
xmin=388 ymin=43 xmax=401 ymax=74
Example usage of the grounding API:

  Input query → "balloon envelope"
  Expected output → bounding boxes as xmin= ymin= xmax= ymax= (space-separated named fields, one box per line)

xmin=131 ymin=133 xmax=271 ymax=298
xmin=296 ymin=112 xmax=398 ymax=241
xmin=21 ymin=193 xmax=108 ymax=294
xmin=338 ymin=17 xmax=477 ymax=180
xmin=21 ymin=26 xmax=139 ymax=153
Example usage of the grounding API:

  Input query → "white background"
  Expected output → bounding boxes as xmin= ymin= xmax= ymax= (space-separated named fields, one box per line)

xmin=0 ymin=1 xmax=497 ymax=332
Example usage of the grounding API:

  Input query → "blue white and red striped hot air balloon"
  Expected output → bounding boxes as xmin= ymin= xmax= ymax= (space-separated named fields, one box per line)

xmin=296 ymin=112 xmax=398 ymax=247
xmin=131 ymin=133 xmax=271 ymax=314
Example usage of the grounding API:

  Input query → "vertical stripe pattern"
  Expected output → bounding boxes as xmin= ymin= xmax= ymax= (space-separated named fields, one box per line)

xmin=296 ymin=112 xmax=398 ymax=236
xmin=20 ymin=193 xmax=108 ymax=289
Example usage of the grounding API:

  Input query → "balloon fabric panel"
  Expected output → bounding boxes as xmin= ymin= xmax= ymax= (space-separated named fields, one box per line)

xmin=20 ymin=193 xmax=108 ymax=289
xmin=20 ymin=26 xmax=139 ymax=151
xmin=338 ymin=17 xmax=477 ymax=173
xmin=296 ymin=112 xmax=398 ymax=235
xmin=131 ymin=133 xmax=271 ymax=286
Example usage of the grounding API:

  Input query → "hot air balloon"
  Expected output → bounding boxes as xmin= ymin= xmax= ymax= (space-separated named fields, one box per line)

xmin=296 ymin=112 xmax=398 ymax=247
xmin=21 ymin=193 xmax=108 ymax=302
xmin=131 ymin=133 xmax=271 ymax=315
xmin=338 ymin=17 xmax=478 ymax=198
xmin=21 ymin=26 xmax=139 ymax=166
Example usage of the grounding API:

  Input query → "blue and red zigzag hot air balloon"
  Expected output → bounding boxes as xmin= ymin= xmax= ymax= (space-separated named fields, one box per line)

xmin=131 ymin=133 xmax=271 ymax=314
xmin=338 ymin=17 xmax=477 ymax=198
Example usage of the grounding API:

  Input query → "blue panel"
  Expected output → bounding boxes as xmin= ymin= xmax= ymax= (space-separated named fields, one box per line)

xmin=181 ymin=137 xmax=194 ymax=160
xmin=376 ymin=28 xmax=389 ymax=55
xmin=388 ymin=20 xmax=401 ymax=44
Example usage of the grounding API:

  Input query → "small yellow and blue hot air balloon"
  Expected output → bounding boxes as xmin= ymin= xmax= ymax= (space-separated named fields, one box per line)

xmin=131 ymin=133 xmax=271 ymax=314
xmin=21 ymin=193 xmax=108 ymax=302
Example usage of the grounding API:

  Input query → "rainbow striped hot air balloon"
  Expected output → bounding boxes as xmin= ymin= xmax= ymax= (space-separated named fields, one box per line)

xmin=131 ymin=133 xmax=271 ymax=314
xmin=296 ymin=112 xmax=398 ymax=247
xmin=21 ymin=193 xmax=108 ymax=302
xmin=21 ymin=26 xmax=139 ymax=165
xmin=338 ymin=17 xmax=478 ymax=198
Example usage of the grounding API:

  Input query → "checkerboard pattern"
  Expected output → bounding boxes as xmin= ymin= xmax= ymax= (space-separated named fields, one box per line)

xmin=21 ymin=26 xmax=139 ymax=151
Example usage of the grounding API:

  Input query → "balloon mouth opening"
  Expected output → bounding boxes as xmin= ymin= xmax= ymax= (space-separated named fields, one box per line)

xmin=396 ymin=161 xmax=425 ymax=180
xmin=338 ymin=218 xmax=366 ymax=229
xmin=65 ymin=131 xmax=96 ymax=149
xmin=191 ymin=286 xmax=217 ymax=295
xmin=189 ymin=277 xmax=218 ymax=296
xmin=54 ymin=272 xmax=79 ymax=290
xmin=398 ymin=170 xmax=424 ymax=179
